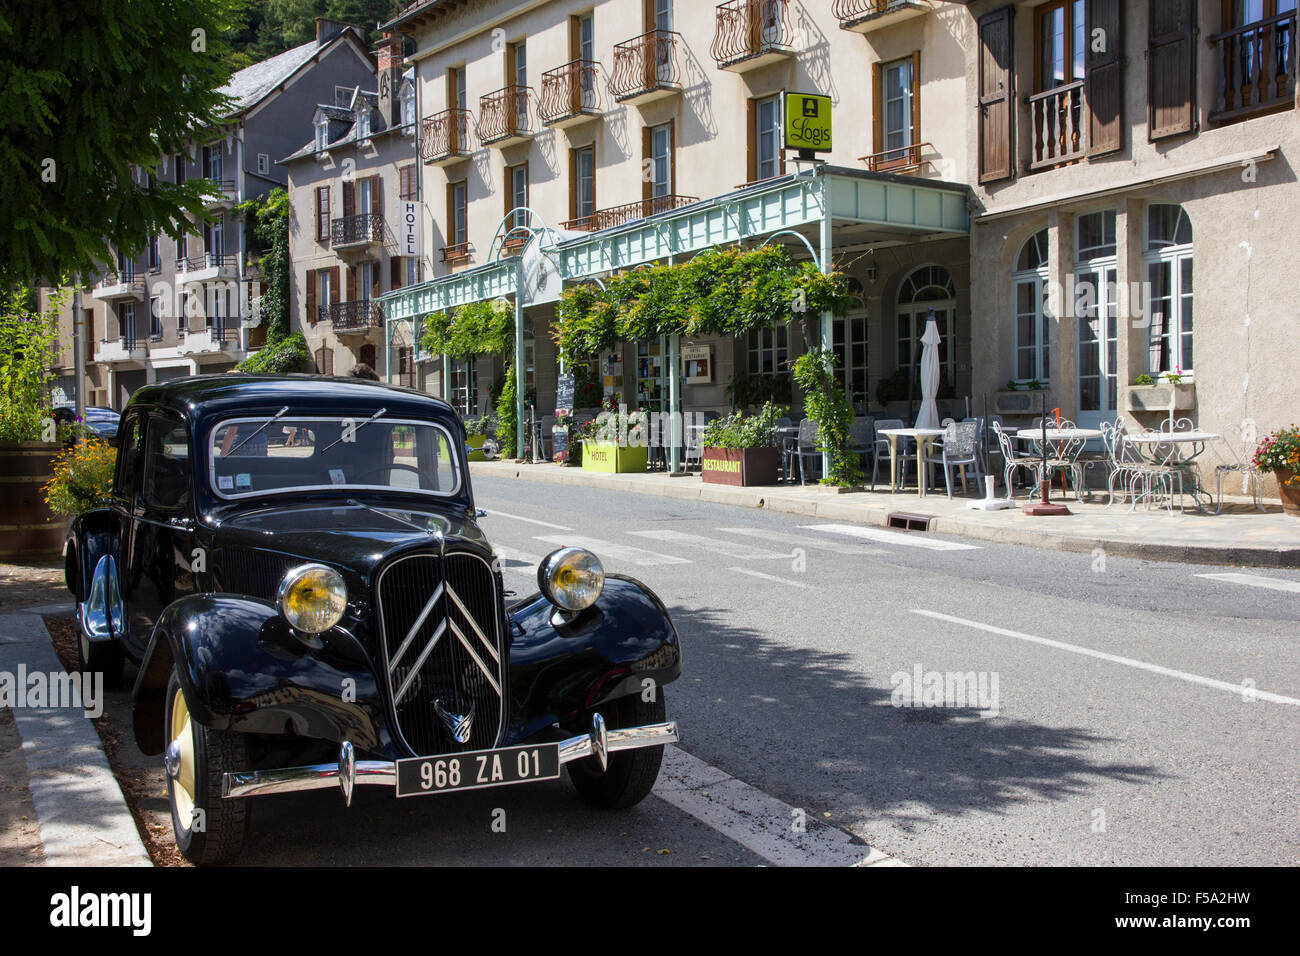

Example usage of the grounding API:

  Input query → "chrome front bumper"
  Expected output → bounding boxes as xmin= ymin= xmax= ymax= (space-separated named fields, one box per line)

xmin=220 ymin=714 xmax=679 ymax=805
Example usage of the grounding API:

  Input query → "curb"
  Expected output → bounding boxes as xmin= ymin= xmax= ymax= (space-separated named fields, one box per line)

xmin=0 ymin=606 xmax=151 ymax=867
xmin=470 ymin=462 xmax=1300 ymax=569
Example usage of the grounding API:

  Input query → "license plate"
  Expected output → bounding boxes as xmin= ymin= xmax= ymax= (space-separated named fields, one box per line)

xmin=395 ymin=743 xmax=561 ymax=798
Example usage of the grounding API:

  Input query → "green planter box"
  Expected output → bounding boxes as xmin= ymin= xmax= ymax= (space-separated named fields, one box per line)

xmin=466 ymin=434 xmax=489 ymax=462
xmin=580 ymin=441 xmax=647 ymax=473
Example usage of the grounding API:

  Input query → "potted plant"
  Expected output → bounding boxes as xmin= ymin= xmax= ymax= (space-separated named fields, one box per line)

xmin=700 ymin=401 xmax=784 ymax=486
xmin=1126 ymin=368 xmax=1195 ymax=413
xmin=1252 ymin=425 xmax=1300 ymax=516
xmin=580 ymin=399 xmax=648 ymax=473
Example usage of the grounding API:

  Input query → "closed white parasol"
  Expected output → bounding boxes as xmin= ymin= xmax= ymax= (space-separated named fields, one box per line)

xmin=915 ymin=309 xmax=941 ymax=429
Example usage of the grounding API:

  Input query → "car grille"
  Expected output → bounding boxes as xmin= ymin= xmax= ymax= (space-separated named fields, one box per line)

xmin=217 ymin=549 xmax=299 ymax=601
xmin=376 ymin=551 xmax=505 ymax=757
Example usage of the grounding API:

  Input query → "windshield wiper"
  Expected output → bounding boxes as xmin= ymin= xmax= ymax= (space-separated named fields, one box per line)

xmin=225 ymin=406 xmax=289 ymax=456
xmin=321 ymin=407 xmax=387 ymax=454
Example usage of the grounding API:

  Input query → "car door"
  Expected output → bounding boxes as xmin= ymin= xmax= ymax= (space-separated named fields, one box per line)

xmin=126 ymin=410 xmax=198 ymax=657
xmin=113 ymin=409 xmax=150 ymax=659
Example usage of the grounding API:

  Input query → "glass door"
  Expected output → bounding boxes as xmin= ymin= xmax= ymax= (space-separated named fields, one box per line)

xmin=1076 ymin=266 xmax=1118 ymax=430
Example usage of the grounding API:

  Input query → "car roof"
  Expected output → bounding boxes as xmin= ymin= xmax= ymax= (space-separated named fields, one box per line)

xmin=123 ymin=375 xmax=459 ymax=426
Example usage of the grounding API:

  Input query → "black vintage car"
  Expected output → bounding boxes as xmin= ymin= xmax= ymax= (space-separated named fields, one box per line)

xmin=65 ymin=376 xmax=682 ymax=864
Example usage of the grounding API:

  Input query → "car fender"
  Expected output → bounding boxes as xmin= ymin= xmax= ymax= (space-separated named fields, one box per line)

xmin=505 ymin=574 xmax=682 ymax=741
xmin=131 ymin=593 xmax=390 ymax=756
xmin=66 ymin=508 xmax=119 ymax=603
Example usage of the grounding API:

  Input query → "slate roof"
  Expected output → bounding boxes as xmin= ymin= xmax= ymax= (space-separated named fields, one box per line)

xmin=220 ymin=27 xmax=364 ymax=116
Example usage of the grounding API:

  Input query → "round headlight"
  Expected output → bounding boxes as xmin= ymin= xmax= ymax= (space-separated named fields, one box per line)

xmin=278 ymin=564 xmax=347 ymax=634
xmin=537 ymin=547 xmax=604 ymax=612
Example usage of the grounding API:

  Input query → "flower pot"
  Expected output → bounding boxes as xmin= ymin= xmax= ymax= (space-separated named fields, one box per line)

xmin=701 ymin=446 xmax=781 ymax=486
xmin=580 ymin=441 xmax=647 ymax=474
xmin=1275 ymin=468 xmax=1300 ymax=516
xmin=0 ymin=441 xmax=65 ymax=561
xmin=465 ymin=433 xmax=489 ymax=462
xmin=1125 ymin=382 xmax=1195 ymax=413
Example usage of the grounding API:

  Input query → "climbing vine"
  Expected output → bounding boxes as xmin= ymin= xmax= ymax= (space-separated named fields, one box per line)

xmin=792 ymin=349 xmax=862 ymax=488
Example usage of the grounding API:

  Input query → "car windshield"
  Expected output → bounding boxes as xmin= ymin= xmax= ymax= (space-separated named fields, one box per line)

xmin=209 ymin=416 xmax=462 ymax=499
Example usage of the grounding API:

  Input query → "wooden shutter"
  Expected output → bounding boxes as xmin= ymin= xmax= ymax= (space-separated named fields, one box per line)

xmin=329 ymin=266 xmax=340 ymax=305
xmin=569 ymin=16 xmax=581 ymax=60
xmin=370 ymin=175 xmax=383 ymax=216
xmin=371 ymin=264 xmax=380 ymax=298
xmin=977 ymin=5 xmax=1016 ymax=184
xmin=315 ymin=186 xmax=330 ymax=243
xmin=391 ymin=256 xmax=403 ymax=289
xmin=643 ymin=0 xmax=655 ymax=31
xmin=642 ymin=126 xmax=652 ymax=202
xmin=1147 ymin=0 xmax=1197 ymax=140
xmin=305 ymin=269 xmax=317 ymax=323
xmin=1085 ymin=0 xmax=1123 ymax=156
xmin=910 ymin=51 xmax=922 ymax=151
xmin=746 ymin=99 xmax=757 ymax=183
xmin=346 ymin=266 xmax=356 ymax=301
xmin=871 ymin=62 xmax=883 ymax=156
xmin=342 ymin=180 xmax=356 ymax=218
xmin=568 ymin=148 xmax=577 ymax=221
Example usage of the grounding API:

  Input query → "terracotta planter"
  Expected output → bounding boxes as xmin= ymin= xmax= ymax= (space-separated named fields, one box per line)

xmin=701 ymin=446 xmax=781 ymax=486
xmin=0 ymin=441 xmax=65 ymax=561
xmin=1276 ymin=468 xmax=1300 ymax=516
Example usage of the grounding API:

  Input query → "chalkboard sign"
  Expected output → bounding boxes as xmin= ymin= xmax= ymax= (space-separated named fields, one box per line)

xmin=552 ymin=425 xmax=570 ymax=462
xmin=555 ymin=374 xmax=575 ymax=417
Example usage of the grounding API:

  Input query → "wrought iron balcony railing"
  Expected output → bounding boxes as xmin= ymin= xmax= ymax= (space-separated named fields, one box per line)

xmin=200 ymin=179 xmax=238 ymax=203
xmin=610 ymin=30 xmax=682 ymax=102
xmin=420 ymin=109 xmax=475 ymax=163
xmin=441 ymin=242 xmax=472 ymax=263
xmin=711 ymin=0 xmax=795 ymax=69
xmin=331 ymin=213 xmax=385 ymax=247
xmin=860 ymin=141 xmax=932 ymax=174
xmin=320 ymin=300 xmax=385 ymax=333
xmin=832 ymin=0 xmax=929 ymax=32
xmin=1026 ymin=81 xmax=1086 ymax=171
xmin=96 ymin=271 xmax=143 ymax=290
xmin=176 ymin=252 xmax=238 ymax=272
xmin=539 ymin=59 xmax=602 ymax=126
xmin=561 ymin=194 xmax=698 ymax=233
xmin=1209 ymin=11 xmax=1297 ymax=123
xmin=476 ymin=85 xmax=534 ymax=145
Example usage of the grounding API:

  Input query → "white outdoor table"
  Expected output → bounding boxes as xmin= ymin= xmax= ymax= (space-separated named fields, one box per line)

xmin=1015 ymin=428 xmax=1103 ymax=442
xmin=878 ymin=427 xmax=945 ymax=496
xmin=1124 ymin=431 xmax=1221 ymax=511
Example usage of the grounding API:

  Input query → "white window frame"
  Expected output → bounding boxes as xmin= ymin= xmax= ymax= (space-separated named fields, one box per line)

xmin=452 ymin=181 xmax=468 ymax=246
xmin=318 ymin=270 xmax=331 ymax=321
xmin=1012 ymin=229 xmax=1050 ymax=384
xmin=650 ymin=123 xmax=672 ymax=198
xmin=747 ymin=324 xmax=789 ymax=375
xmin=1073 ymin=210 xmax=1119 ymax=419
xmin=315 ymin=118 xmax=329 ymax=153
xmin=1143 ymin=204 xmax=1194 ymax=376
xmin=756 ymin=95 xmax=781 ymax=181
xmin=883 ymin=57 xmax=914 ymax=155
xmin=577 ymin=147 xmax=595 ymax=220
xmin=257 ymin=153 xmax=269 ymax=175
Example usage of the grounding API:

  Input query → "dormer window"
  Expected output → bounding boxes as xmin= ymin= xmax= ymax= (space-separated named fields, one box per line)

xmin=315 ymin=117 xmax=329 ymax=153
xmin=356 ymin=108 xmax=371 ymax=141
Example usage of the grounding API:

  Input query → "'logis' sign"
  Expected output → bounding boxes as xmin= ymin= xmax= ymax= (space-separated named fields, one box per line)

xmin=783 ymin=92 xmax=832 ymax=153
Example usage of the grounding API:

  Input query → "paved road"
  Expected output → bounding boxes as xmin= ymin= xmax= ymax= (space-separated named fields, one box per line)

xmin=99 ymin=477 xmax=1300 ymax=865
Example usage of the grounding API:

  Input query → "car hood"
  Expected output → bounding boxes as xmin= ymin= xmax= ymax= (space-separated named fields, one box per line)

xmin=211 ymin=501 xmax=493 ymax=574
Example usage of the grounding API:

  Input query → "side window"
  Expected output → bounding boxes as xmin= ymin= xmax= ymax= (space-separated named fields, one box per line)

xmin=114 ymin=413 xmax=145 ymax=503
xmin=143 ymin=413 xmax=192 ymax=512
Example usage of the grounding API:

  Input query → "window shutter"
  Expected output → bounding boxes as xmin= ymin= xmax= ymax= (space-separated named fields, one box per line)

xmin=342 ymin=180 xmax=356 ymax=218
xmin=977 ymin=5 xmax=1016 ymax=184
xmin=642 ymin=125 xmax=652 ymax=202
xmin=330 ymin=266 xmax=340 ymax=305
xmin=370 ymin=175 xmax=383 ymax=216
xmin=569 ymin=16 xmax=581 ymax=60
xmin=1147 ymin=0 xmax=1197 ymax=140
xmin=347 ymin=266 xmax=356 ymax=302
xmin=568 ymin=148 xmax=578 ymax=221
xmin=391 ymin=256 xmax=403 ymax=289
xmin=910 ymin=51 xmax=922 ymax=149
xmin=1085 ymin=0 xmax=1123 ymax=156
xmin=746 ymin=99 xmax=757 ymax=183
xmin=305 ymin=269 xmax=317 ymax=322
xmin=371 ymin=264 xmax=380 ymax=298
xmin=871 ymin=62 xmax=883 ymax=156
xmin=643 ymin=0 xmax=654 ymax=32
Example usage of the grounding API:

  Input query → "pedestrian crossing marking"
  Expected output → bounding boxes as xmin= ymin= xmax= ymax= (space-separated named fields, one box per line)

xmin=533 ymin=534 xmax=692 ymax=566
xmin=714 ymin=527 xmax=888 ymax=556
xmin=629 ymin=529 xmax=789 ymax=560
xmin=1194 ymin=572 xmax=1300 ymax=594
xmin=801 ymin=524 xmax=982 ymax=551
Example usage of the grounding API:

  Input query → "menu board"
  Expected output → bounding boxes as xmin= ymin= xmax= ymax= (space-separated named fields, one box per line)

xmin=555 ymin=373 xmax=575 ymax=417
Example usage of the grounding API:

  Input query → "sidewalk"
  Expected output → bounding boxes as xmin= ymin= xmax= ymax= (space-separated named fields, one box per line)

xmin=470 ymin=460 xmax=1300 ymax=568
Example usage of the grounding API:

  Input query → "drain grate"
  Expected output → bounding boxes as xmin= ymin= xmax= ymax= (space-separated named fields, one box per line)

xmin=886 ymin=512 xmax=935 ymax=532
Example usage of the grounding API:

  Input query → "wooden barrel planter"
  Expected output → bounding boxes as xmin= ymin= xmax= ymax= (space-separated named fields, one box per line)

xmin=0 ymin=442 xmax=66 ymax=561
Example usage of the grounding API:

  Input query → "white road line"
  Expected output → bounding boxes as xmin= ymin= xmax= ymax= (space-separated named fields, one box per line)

xmin=533 ymin=534 xmax=691 ymax=566
xmin=480 ymin=509 xmax=571 ymax=531
xmin=1194 ymin=572 xmax=1300 ymax=594
xmin=715 ymin=527 xmax=888 ymax=556
xmin=653 ymin=747 xmax=896 ymax=867
xmin=727 ymin=567 xmax=811 ymax=589
xmin=629 ymin=528 xmax=789 ymax=560
xmin=802 ymin=523 xmax=983 ymax=551
xmin=911 ymin=609 xmax=1300 ymax=707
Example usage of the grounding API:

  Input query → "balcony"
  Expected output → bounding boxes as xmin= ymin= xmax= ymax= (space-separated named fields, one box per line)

xmin=175 ymin=253 xmax=239 ymax=282
xmin=91 ymin=272 xmax=145 ymax=302
xmin=1025 ymin=81 xmax=1086 ymax=171
xmin=711 ymin=0 xmax=796 ymax=72
xmin=331 ymin=213 xmax=385 ymax=253
xmin=178 ymin=323 xmax=240 ymax=357
xmin=833 ymin=0 xmax=930 ymax=34
xmin=561 ymin=194 xmax=699 ymax=233
xmin=860 ymin=142 xmax=933 ymax=175
xmin=94 ymin=335 xmax=147 ymax=365
xmin=421 ymin=109 xmax=474 ymax=166
xmin=476 ymin=86 xmax=535 ymax=148
xmin=1209 ymin=12 xmax=1298 ymax=124
xmin=610 ymin=30 xmax=683 ymax=105
xmin=540 ymin=60 xmax=602 ymax=128
xmin=200 ymin=178 xmax=238 ymax=208
xmin=321 ymin=300 xmax=385 ymax=335
xmin=441 ymin=242 xmax=472 ymax=264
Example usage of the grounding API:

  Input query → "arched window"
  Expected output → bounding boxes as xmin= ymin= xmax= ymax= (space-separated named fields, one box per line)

xmin=895 ymin=265 xmax=956 ymax=379
xmin=1012 ymin=230 xmax=1050 ymax=382
xmin=1144 ymin=204 xmax=1193 ymax=374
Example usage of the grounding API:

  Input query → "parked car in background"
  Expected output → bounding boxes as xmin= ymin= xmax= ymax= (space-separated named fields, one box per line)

xmin=53 ymin=405 xmax=121 ymax=445
xmin=63 ymin=376 xmax=683 ymax=864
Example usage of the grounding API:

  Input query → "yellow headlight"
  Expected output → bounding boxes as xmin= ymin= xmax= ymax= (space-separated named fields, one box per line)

xmin=537 ymin=547 xmax=604 ymax=612
xmin=278 ymin=564 xmax=347 ymax=634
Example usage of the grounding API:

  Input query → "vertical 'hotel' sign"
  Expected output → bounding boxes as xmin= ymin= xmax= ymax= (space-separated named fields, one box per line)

xmin=401 ymin=201 xmax=422 ymax=258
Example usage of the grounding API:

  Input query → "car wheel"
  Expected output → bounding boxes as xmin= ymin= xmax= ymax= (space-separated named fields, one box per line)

xmin=74 ymin=569 xmax=124 ymax=688
xmin=567 ymin=691 xmax=666 ymax=810
xmin=164 ymin=668 xmax=250 ymax=865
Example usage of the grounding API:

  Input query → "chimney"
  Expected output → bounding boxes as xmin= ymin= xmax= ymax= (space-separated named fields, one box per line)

xmin=316 ymin=18 xmax=349 ymax=47
xmin=376 ymin=32 xmax=404 ymax=128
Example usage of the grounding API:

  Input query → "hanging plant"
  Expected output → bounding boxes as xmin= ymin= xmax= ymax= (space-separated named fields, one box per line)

xmin=420 ymin=298 xmax=514 ymax=359
xmin=792 ymin=349 xmax=862 ymax=488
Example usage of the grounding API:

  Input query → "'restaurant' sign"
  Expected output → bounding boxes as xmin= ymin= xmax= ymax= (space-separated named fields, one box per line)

xmin=400 ymin=201 xmax=422 ymax=258
xmin=783 ymin=92 xmax=832 ymax=153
